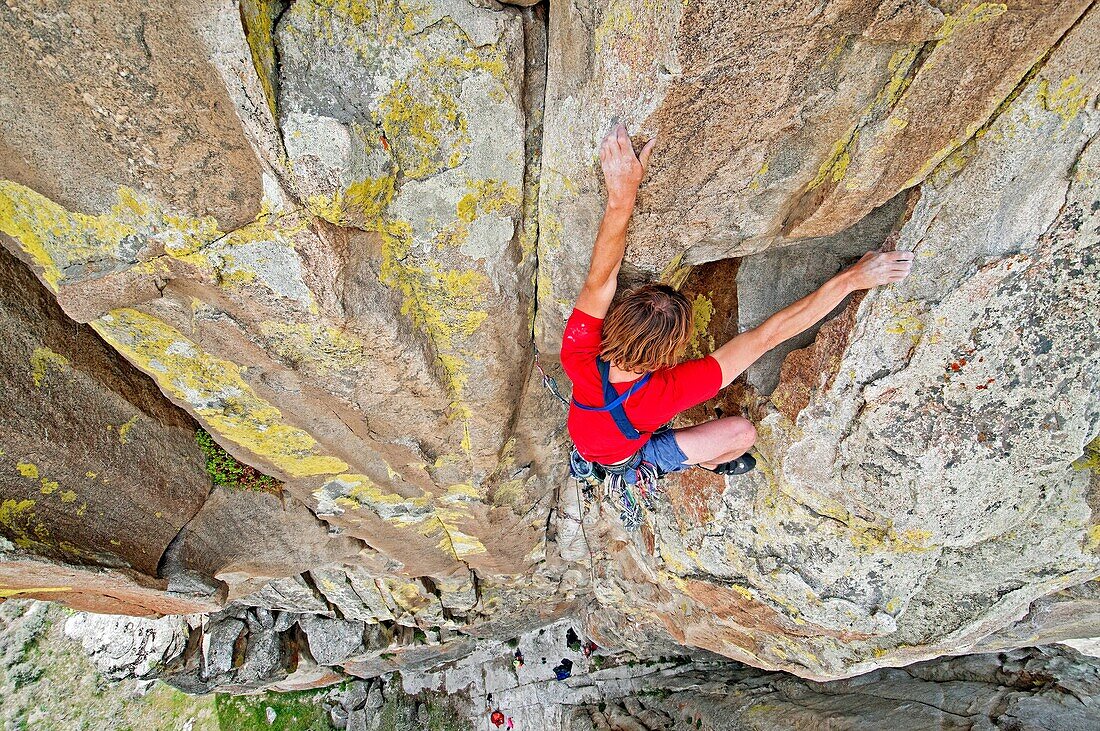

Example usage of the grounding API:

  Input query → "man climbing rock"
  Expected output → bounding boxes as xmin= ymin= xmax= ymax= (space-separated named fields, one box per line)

xmin=562 ymin=123 xmax=913 ymax=483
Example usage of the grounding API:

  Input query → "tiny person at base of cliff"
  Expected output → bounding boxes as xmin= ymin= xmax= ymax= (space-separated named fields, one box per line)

xmin=562 ymin=122 xmax=913 ymax=482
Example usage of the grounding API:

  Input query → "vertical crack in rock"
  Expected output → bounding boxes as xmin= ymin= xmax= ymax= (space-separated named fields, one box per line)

xmin=489 ymin=1 xmax=551 ymax=451
xmin=238 ymin=0 xmax=288 ymax=124
xmin=523 ymin=3 xmax=550 ymax=346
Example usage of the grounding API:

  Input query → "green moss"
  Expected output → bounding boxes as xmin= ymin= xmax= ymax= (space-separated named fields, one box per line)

xmin=214 ymin=689 xmax=331 ymax=730
xmin=195 ymin=429 xmax=282 ymax=494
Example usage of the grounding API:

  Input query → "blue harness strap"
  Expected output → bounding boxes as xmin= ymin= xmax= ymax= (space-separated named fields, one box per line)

xmin=571 ymin=358 xmax=651 ymax=440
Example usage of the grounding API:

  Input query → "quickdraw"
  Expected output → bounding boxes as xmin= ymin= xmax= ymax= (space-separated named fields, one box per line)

xmin=533 ymin=345 xmax=570 ymax=409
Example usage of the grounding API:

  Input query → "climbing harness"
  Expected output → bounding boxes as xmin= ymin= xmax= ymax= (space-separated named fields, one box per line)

xmin=568 ymin=357 xmax=664 ymax=530
xmin=536 ymin=347 xmax=664 ymax=532
xmin=569 ymin=447 xmax=663 ymax=531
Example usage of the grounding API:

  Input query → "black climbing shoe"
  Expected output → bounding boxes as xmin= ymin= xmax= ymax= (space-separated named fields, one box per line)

xmin=705 ymin=453 xmax=756 ymax=476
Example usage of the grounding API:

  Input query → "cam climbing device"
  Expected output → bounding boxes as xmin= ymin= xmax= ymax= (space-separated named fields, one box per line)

xmin=533 ymin=345 xmax=570 ymax=408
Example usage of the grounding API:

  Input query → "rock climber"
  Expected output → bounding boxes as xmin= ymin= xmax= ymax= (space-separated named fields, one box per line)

xmin=562 ymin=123 xmax=913 ymax=482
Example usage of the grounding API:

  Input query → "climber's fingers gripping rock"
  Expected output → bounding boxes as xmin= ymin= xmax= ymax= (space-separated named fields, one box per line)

xmin=599 ymin=122 xmax=656 ymax=207
xmin=847 ymin=250 xmax=915 ymax=289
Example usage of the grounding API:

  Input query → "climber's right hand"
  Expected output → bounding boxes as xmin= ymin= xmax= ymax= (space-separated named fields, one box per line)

xmin=599 ymin=122 xmax=655 ymax=209
xmin=845 ymin=250 xmax=914 ymax=290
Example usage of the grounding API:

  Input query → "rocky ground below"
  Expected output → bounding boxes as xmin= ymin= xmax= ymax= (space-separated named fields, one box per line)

xmin=2 ymin=0 xmax=1099 ymax=720
xmin=4 ymin=599 xmax=1100 ymax=731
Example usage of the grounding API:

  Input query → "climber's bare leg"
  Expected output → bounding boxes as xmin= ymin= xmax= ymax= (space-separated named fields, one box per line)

xmin=672 ymin=416 xmax=757 ymax=469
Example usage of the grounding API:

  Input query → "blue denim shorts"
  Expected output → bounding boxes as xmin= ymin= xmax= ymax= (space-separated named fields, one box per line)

xmin=635 ymin=429 xmax=690 ymax=478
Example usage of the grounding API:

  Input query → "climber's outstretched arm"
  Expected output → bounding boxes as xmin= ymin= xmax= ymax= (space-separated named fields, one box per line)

xmin=574 ymin=123 xmax=656 ymax=319
xmin=710 ymin=250 xmax=914 ymax=388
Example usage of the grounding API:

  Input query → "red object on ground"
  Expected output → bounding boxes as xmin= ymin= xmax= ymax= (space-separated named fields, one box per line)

xmin=491 ymin=710 xmax=505 ymax=727
xmin=561 ymin=308 xmax=722 ymax=463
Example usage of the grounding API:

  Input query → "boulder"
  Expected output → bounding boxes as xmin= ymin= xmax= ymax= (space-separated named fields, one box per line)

xmin=299 ymin=614 xmax=366 ymax=666
xmin=63 ymin=611 xmax=188 ymax=679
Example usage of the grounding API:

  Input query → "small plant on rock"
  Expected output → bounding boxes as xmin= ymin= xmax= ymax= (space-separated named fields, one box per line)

xmin=195 ymin=429 xmax=282 ymax=494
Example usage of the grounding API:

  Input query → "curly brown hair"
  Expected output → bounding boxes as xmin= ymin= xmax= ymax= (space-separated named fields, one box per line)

xmin=600 ymin=283 xmax=692 ymax=372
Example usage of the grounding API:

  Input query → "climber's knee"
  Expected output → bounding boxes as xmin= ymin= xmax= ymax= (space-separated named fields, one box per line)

xmin=723 ymin=416 xmax=756 ymax=452
xmin=675 ymin=416 xmax=757 ymax=465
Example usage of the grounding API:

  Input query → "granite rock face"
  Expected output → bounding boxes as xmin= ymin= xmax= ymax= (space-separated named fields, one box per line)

xmin=1 ymin=0 xmax=1099 ymax=689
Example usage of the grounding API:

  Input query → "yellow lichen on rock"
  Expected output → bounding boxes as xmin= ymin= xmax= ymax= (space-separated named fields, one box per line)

xmin=808 ymin=132 xmax=857 ymax=190
xmin=30 ymin=347 xmax=70 ymax=387
xmin=16 ymin=462 xmax=39 ymax=479
xmin=92 ymin=308 xmax=348 ymax=478
xmin=935 ymin=2 xmax=1008 ymax=42
xmin=1037 ymin=75 xmax=1091 ymax=126
xmin=0 ymin=586 xmax=72 ymax=598
xmin=380 ymin=78 xmax=468 ymax=180
xmin=0 ymin=498 xmax=46 ymax=549
xmin=424 ymin=507 xmax=488 ymax=560
xmin=0 ymin=182 xmax=148 ymax=290
xmin=239 ymin=0 xmax=282 ymax=120
xmin=0 ymin=181 xmax=314 ymax=305
xmin=377 ymin=218 xmax=489 ymax=448
xmin=688 ymin=294 xmax=715 ymax=358
xmin=117 ymin=415 xmax=139 ymax=444
xmin=1075 ymin=436 xmax=1100 ymax=474
xmin=305 ymin=174 xmax=396 ymax=228
xmin=456 ymin=179 xmax=521 ymax=223
xmin=259 ymin=321 xmax=365 ymax=373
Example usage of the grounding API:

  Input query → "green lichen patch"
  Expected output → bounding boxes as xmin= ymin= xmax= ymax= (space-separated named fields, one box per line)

xmin=1075 ymin=436 xmax=1100 ymax=474
xmin=195 ymin=429 xmax=282 ymax=495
